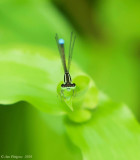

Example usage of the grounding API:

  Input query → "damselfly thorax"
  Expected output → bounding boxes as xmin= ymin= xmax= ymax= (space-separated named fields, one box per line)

xmin=55 ymin=32 xmax=76 ymax=94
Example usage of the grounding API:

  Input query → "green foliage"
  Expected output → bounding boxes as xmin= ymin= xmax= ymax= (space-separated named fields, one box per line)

xmin=0 ymin=45 xmax=140 ymax=160
xmin=66 ymin=101 xmax=140 ymax=160
xmin=0 ymin=0 xmax=140 ymax=160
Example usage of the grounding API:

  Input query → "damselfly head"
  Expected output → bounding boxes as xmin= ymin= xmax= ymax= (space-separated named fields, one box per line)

xmin=61 ymin=72 xmax=76 ymax=88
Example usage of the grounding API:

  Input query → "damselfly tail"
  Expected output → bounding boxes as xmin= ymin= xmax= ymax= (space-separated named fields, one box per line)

xmin=55 ymin=34 xmax=67 ymax=73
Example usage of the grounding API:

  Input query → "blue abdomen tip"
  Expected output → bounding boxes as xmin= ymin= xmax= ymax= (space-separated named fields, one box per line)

xmin=59 ymin=39 xmax=64 ymax=44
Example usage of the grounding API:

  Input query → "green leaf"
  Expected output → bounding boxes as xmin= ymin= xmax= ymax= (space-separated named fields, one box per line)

xmin=65 ymin=100 xmax=140 ymax=160
xmin=1 ymin=45 xmax=140 ymax=160
xmin=0 ymin=45 xmax=67 ymax=114
xmin=68 ymin=109 xmax=92 ymax=123
xmin=0 ymin=102 xmax=82 ymax=160
xmin=0 ymin=45 xmax=98 ymax=117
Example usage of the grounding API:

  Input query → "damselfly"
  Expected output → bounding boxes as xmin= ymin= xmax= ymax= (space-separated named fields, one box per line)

xmin=55 ymin=32 xmax=76 ymax=97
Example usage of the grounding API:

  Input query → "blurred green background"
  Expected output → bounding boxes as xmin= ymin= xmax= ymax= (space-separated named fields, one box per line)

xmin=0 ymin=0 xmax=140 ymax=159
